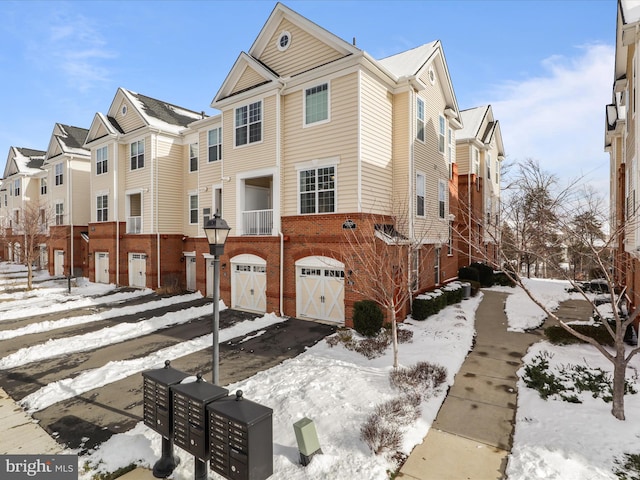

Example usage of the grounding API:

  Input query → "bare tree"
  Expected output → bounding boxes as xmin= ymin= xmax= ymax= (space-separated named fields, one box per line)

xmin=343 ymin=206 xmax=446 ymax=370
xmin=465 ymin=158 xmax=639 ymax=420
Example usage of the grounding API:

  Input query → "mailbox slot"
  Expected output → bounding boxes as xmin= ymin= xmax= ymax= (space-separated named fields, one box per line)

xmin=142 ymin=364 xmax=190 ymax=438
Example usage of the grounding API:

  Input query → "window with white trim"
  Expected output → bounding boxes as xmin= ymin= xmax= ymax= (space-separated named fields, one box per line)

xmin=438 ymin=180 xmax=446 ymax=219
xmin=203 ymin=207 xmax=211 ymax=226
xmin=40 ymin=177 xmax=47 ymax=195
xmin=55 ymin=201 xmax=64 ymax=225
xmin=299 ymin=166 xmax=335 ymax=214
xmin=189 ymin=194 xmax=198 ymax=224
xmin=14 ymin=209 xmax=19 ymax=225
xmin=487 ymin=153 xmax=492 ymax=180
xmin=130 ymin=140 xmax=144 ymax=170
xmin=416 ymin=172 xmax=425 ymax=217
xmin=55 ymin=163 xmax=63 ymax=185
xmin=235 ymin=101 xmax=261 ymax=146
xmin=305 ymin=83 xmax=329 ymax=125
xmin=13 ymin=179 xmax=20 ymax=196
xmin=473 ymin=148 xmax=480 ymax=176
xmin=96 ymin=146 xmax=108 ymax=175
xmin=447 ymin=128 xmax=453 ymax=179
xmin=495 ymin=159 xmax=499 ymax=183
xmin=96 ymin=194 xmax=108 ymax=222
xmin=208 ymin=127 xmax=222 ymax=161
xmin=189 ymin=143 xmax=199 ymax=171
xmin=438 ymin=115 xmax=446 ymax=153
xmin=417 ymin=98 xmax=425 ymax=142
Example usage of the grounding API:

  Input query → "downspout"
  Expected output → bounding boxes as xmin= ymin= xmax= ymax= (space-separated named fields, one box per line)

xmin=153 ymin=131 xmax=160 ymax=289
xmin=277 ymin=81 xmax=286 ymax=317
xmin=468 ymin=153 xmax=471 ymax=264
xmin=68 ymin=157 xmax=74 ymax=277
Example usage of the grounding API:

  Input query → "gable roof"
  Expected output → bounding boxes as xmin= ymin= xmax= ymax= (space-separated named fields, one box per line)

xmin=458 ymin=105 xmax=505 ymax=157
xmin=3 ymin=146 xmax=45 ymax=179
xmin=45 ymin=124 xmax=90 ymax=162
xmin=378 ymin=42 xmax=439 ymax=79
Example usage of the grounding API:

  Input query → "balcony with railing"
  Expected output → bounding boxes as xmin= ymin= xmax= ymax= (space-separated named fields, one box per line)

xmin=242 ymin=209 xmax=273 ymax=236
xmin=127 ymin=216 xmax=142 ymax=234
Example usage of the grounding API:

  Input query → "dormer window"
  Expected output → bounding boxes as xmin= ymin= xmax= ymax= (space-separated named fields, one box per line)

xmin=277 ymin=31 xmax=291 ymax=51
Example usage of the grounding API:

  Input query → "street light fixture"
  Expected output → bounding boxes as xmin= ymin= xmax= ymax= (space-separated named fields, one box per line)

xmin=203 ymin=212 xmax=231 ymax=385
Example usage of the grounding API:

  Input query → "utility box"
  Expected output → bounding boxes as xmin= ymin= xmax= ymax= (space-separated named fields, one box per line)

xmin=172 ymin=376 xmax=229 ymax=461
xmin=207 ymin=390 xmax=273 ymax=480
xmin=143 ymin=361 xmax=190 ymax=438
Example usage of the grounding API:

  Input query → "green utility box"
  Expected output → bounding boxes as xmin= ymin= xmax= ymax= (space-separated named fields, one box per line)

xmin=293 ymin=417 xmax=322 ymax=466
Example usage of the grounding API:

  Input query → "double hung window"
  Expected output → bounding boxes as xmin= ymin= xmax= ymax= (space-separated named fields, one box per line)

xmin=305 ymin=83 xmax=329 ymax=125
xmin=235 ymin=102 xmax=261 ymax=146
xmin=55 ymin=163 xmax=63 ymax=185
xmin=417 ymin=98 xmax=425 ymax=142
xmin=299 ymin=166 xmax=335 ymax=214
xmin=130 ymin=140 xmax=144 ymax=170
xmin=97 ymin=146 xmax=108 ymax=174
xmin=97 ymin=194 xmax=108 ymax=222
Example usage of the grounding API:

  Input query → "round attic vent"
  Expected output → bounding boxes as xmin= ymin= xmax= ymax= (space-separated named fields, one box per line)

xmin=121 ymin=105 xmax=128 ymax=116
xmin=428 ymin=66 xmax=436 ymax=85
xmin=277 ymin=31 xmax=292 ymax=51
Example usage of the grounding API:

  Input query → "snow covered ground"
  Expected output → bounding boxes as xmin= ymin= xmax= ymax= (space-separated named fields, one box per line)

xmin=1 ymin=263 xmax=639 ymax=479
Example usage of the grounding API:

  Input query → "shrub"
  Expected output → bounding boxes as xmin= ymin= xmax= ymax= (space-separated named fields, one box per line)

xmin=470 ymin=262 xmax=495 ymax=287
xmin=353 ymin=300 xmax=384 ymax=337
xmin=360 ymin=415 xmax=402 ymax=455
xmin=327 ymin=327 xmax=413 ymax=359
xmin=468 ymin=280 xmax=482 ymax=296
xmin=373 ymin=395 xmax=421 ymax=427
xmin=544 ymin=324 xmax=614 ymax=346
xmin=614 ymin=453 xmax=640 ymax=480
xmin=389 ymin=361 xmax=447 ymax=397
xmin=493 ymin=271 xmax=516 ymax=287
xmin=443 ymin=283 xmax=464 ymax=305
xmin=458 ymin=266 xmax=479 ymax=283
xmin=411 ymin=297 xmax=435 ymax=320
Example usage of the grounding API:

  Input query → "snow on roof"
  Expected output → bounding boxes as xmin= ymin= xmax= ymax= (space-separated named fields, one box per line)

xmin=622 ymin=0 xmax=640 ymax=24
xmin=125 ymin=89 xmax=205 ymax=134
xmin=13 ymin=148 xmax=45 ymax=174
xmin=458 ymin=106 xmax=488 ymax=140
xmin=55 ymin=124 xmax=90 ymax=157
xmin=377 ymin=41 xmax=438 ymax=79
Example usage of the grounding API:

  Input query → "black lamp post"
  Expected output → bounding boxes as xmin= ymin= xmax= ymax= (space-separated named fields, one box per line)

xmin=203 ymin=212 xmax=230 ymax=385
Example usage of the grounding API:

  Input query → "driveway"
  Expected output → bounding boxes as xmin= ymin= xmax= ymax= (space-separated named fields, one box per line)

xmin=0 ymin=287 xmax=336 ymax=451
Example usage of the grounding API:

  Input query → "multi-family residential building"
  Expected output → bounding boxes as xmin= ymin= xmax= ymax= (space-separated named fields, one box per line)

xmin=607 ymin=0 xmax=640 ymax=315
xmin=1 ymin=147 xmax=46 ymax=264
xmin=456 ymin=105 xmax=504 ymax=268
xmin=42 ymin=123 xmax=91 ymax=277
xmin=1 ymin=3 xmax=508 ymax=328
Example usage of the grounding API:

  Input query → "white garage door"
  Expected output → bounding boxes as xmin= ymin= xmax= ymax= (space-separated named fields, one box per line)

xmin=231 ymin=254 xmax=266 ymax=313
xmin=296 ymin=256 xmax=344 ymax=324
xmin=95 ymin=252 xmax=109 ymax=284
xmin=54 ymin=250 xmax=64 ymax=276
xmin=128 ymin=253 xmax=147 ymax=288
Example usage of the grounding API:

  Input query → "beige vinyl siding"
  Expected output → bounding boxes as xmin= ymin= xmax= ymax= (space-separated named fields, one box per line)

xmin=456 ymin=145 xmax=471 ymax=174
xmin=260 ymin=18 xmax=344 ymax=78
xmin=232 ymin=66 xmax=269 ymax=96
xmin=116 ymin=143 xmax=129 ymax=222
xmin=70 ymin=158 xmax=90 ymax=224
xmin=124 ymin=137 xmax=151 ymax=231
xmin=115 ymin=99 xmax=145 ymax=133
xmin=197 ymin=127 xmax=223 ymax=231
xmin=155 ymin=137 xmax=184 ymax=233
xmin=360 ymin=70 xmax=393 ymax=214
xmin=282 ymin=72 xmax=359 ymax=216
xmin=93 ymin=122 xmax=110 ymax=140
xmin=91 ymin=143 xmax=115 ymax=202
xmin=223 ymin=94 xmax=278 ymax=229
xmin=392 ymin=91 xmax=411 ymax=212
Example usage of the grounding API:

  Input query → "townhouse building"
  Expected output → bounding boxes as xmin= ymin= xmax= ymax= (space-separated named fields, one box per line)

xmin=456 ymin=105 xmax=504 ymax=269
xmin=607 ymin=0 xmax=640 ymax=315
xmin=1 ymin=147 xmax=46 ymax=264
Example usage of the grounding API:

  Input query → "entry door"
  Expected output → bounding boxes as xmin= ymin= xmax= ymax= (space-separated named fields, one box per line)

xmin=95 ymin=252 xmax=109 ymax=284
xmin=231 ymin=254 xmax=266 ymax=313
xmin=186 ymin=256 xmax=196 ymax=291
xmin=296 ymin=257 xmax=345 ymax=324
xmin=128 ymin=253 xmax=147 ymax=288
xmin=54 ymin=250 xmax=64 ymax=276
xmin=39 ymin=245 xmax=48 ymax=269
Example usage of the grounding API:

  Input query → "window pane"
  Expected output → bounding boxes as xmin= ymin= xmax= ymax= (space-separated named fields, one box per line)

xmin=236 ymin=126 xmax=247 ymax=146
xmin=249 ymin=102 xmax=261 ymax=123
xmin=235 ymin=106 xmax=247 ymax=127
xmin=300 ymin=192 xmax=315 ymax=214
xmin=318 ymin=190 xmax=334 ymax=213
xmin=306 ymin=84 xmax=328 ymax=124
xmin=249 ymin=123 xmax=261 ymax=143
xmin=300 ymin=169 xmax=316 ymax=192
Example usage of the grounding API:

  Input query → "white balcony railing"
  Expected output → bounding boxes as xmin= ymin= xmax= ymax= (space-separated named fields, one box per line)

xmin=242 ymin=209 xmax=273 ymax=235
xmin=127 ymin=216 xmax=142 ymax=234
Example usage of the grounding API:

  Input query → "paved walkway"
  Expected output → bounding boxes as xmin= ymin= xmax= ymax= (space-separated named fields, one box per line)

xmin=398 ymin=290 xmax=592 ymax=480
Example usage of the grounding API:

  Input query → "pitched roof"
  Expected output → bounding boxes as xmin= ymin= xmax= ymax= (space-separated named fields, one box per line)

xmin=57 ymin=124 xmax=89 ymax=149
xmin=16 ymin=147 xmax=46 ymax=159
xmin=124 ymin=89 xmax=205 ymax=132
xmin=458 ymin=106 xmax=490 ymax=140
xmin=621 ymin=0 xmax=640 ymax=24
xmin=378 ymin=42 xmax=439 ymax=79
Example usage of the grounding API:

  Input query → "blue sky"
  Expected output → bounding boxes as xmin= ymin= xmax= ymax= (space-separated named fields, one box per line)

xmin=0 ymin=0 xmax=616 ymax=195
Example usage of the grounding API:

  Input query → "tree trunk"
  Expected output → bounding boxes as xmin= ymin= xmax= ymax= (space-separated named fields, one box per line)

xmin=611 ymin=356 xmax=627 ymax=420
xmin=27 ymin=262 xmax=33 ymax=291
xmin=391 ymin=316 xmax=398 ymax=370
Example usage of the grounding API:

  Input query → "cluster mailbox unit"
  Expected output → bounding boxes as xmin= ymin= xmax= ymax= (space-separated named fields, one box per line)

xmin=143 ymin=365 xmax=273 ymax=480
xmin=208 ymin=390 xmax=273 ymax=480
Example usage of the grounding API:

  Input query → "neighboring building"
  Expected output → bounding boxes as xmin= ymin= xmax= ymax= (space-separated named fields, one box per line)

xmin=42 ymin=123 xmax=91 ymax=277
xmin=84 ymin=87 xmax=205 ymax=288
xmin=0 ymin=147 xmax=46 ymax=264
xmin=606 ymin=0 xmax=639 ymax=315
xmin=456 ymin=105 xmax=504 ymax=269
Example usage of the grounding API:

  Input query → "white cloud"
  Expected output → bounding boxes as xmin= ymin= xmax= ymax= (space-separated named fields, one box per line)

xmin=489 ymin=43 xmax=614 ymax=197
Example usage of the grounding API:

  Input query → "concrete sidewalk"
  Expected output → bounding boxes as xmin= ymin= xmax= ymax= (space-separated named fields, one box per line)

xmin=398 ymin=290 xmax=592 ymax=480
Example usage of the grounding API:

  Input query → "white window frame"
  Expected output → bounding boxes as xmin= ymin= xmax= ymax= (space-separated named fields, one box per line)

xmin=447 ymin=128 xmax=453 ymax=179
xmin=416 ymin=172 xmax=425 ymax=217
xmin=438 ymin=115 xmax=446 ymax=153
xmin=208 ymin=128 xmax=222 ymax=161
xmin=96 ymin=146 xmax=108 ymax=175
xmin=298 ymin=165 xmax=336 ymax=214
xmin=304 ymin=82 xmax=330 ymax=126
xmin=55 ymin=201 xmax=64 ymax=226
xmin=130 ymin=139 xmax=145 ymax=170
xmin=189 ymin=194 xmax=198 ymax=225
xmin=96 ymin=193 xmax=108 ymax=222
xmin=13 ymin=209 xmax=19 ymax=225
xmin=13 ymin=179 xmax=20 ymax=197
xmin=487 ymin=153 xmax=492 ymax=180
xmin=40 ymin=177 xmax=47 ymax=195
xmin=438 ymin=179 xmax=447 ymax=219
xmin=189 ymin=142 xmax=199 ymax=171
xmin=235 ymin=101 xmax=262 ymax=147
xmin=55 ymin=163 xmax=63 ymax=185
xmin=417 ymin=98 xmax=425 ymax=142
